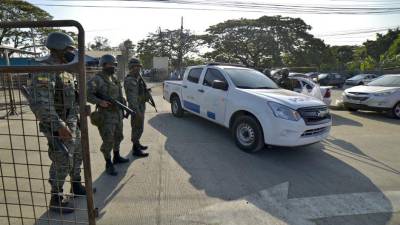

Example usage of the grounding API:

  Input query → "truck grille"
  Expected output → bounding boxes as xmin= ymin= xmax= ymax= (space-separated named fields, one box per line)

xmin=301 ymin=127 xmax=329 ymax=137
xmin=298 ymin=106 xmax=331 ymax=125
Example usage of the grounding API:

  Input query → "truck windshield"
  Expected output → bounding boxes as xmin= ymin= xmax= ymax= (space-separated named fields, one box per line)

xmin=367 ymin=75 xmax=400 ymax=87
xmin=224 ymin=68 xmax=279 ymax=89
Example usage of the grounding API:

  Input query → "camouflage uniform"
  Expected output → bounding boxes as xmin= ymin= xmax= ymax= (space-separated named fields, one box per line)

xmin=28 ymin=56 xmax=82 ymax=193
xmin=278 ymin=77 xmax=294 ymax=90
xmin=87 ymin=71 xmax=125 ymax=160
xmin=124 ymin=73 xmax=146 ymax=145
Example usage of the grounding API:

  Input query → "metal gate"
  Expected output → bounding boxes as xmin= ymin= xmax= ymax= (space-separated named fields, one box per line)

xmin=0 ymin=20 xmax=96 ymax=225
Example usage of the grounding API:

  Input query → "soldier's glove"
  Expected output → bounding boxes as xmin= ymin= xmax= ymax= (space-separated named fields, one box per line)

xmin=99 ymin=100 xmax=112 ymax=108
xmin=58 ymin=126 xmax=72 ymax=141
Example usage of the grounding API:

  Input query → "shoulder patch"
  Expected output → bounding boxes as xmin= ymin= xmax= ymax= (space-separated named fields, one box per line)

xmin=35 ymin=74 xmax=50 ymax=84
xmin=59 ymin=72 xmax=74 ymax=84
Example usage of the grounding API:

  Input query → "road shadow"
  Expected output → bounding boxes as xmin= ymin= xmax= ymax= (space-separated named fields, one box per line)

xmin=149 ymin=112 xmax=393 ymax=225
xmin=331 ymin=112 xmax=363 ymax=127
xmin=350 ymin=110 xmax=400 ymax=125
xmin=323 ymin=137 xmax=400 ymax=176
xmin=34 ymin=152 xmax=138 ymax=225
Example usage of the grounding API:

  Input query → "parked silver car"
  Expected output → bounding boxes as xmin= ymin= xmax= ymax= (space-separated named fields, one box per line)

xmin=345 ymin=74 xmax=378 ymax=86
xmin=343 ymin=74 xmax=400 ymax=118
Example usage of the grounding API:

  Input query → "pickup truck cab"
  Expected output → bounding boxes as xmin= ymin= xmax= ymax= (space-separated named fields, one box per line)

xmin=163 ymin=64 xmax=332 ymax=153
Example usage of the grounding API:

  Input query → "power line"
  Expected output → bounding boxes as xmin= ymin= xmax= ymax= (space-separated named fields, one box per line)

xmin=316 ymin=27 xmax=399 ymax=37
xmin=35 ymin=1 xmax=400 ymax=15
xmin=54 ymin=0 xmax=400 ymax=7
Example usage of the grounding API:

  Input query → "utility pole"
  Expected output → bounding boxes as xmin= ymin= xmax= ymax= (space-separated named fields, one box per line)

xmin=177 ymin=16 xmax=184 ymax=75
xmin=159 ymin=26 xmax=165 ymax=57
xmin=30 ymin=16 xmax=37 ymax=54
xmin=3 ymin=50 xmax=18 ymax=116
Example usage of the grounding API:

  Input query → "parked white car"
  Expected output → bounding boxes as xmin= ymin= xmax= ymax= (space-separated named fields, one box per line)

xmin=343 ymin=74 xmax=400 ymax=119
xmin=163 ymin=64 xmax=332 ymax=152
xmin=289 ymin=77 xmax=332 ymax=106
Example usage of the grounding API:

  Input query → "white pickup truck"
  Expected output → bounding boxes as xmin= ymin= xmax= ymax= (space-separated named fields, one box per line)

xmin=163 ymin=63 xmax=332 ymax=153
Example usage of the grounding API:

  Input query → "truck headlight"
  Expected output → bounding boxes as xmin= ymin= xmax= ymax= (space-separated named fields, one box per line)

xmin=372 ymin=91 xmax=395 ymax=97
xmin=268 ymin=102 xmax=301 ymax=121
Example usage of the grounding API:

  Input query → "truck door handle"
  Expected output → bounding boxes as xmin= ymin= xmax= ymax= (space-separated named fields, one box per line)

xmin=183 ymin=85 xmax=187 ymax=88
xmin=198 ymin=89 xmax=204 ymax=93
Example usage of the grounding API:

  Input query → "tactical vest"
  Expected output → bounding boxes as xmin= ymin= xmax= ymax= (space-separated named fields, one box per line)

xmin=54 ymin=71 xmax=77 ymax=120
xmin=98 ymin=73 xmax=122 ymax=112
xmin=138 ymin=76 xmax=146 ymax=96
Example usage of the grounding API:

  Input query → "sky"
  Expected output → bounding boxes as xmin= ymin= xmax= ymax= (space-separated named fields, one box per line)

xmin=27 ymin=0 xmax=400 ymax=48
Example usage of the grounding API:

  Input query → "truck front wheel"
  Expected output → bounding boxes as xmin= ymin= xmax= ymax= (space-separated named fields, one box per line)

xmin=171 ymin=96 xmax=184 ymax=117
xmin=232 ymin=115 xmax=264 ymax=153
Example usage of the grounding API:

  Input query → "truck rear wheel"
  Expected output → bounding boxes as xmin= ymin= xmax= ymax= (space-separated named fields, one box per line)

xmin=232 ymin=115 xmax=264 ymax=153
xmin=171 ymin=96 xmax=184 ymax=117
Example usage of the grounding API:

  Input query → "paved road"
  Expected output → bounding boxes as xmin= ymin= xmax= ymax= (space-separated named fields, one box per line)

xmin=1 ymin=85 xmax=399 ymax=225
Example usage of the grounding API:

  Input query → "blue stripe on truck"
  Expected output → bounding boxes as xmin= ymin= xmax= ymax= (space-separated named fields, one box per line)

xmin=207 ymin=111 xmax=215 ymax=120
xmin=183 ymin=100 xmax=200 ymax=113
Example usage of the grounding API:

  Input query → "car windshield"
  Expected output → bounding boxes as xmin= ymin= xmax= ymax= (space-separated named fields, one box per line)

xmin=224 ymin=68 xmax=279 ymax=89
xmin=318 ymin=73 xmax=328 ymax=79
xmin=367 ymin=75 xmax=400 ymax=87
xmin=349 ymin=75 xmax=366 ymax=80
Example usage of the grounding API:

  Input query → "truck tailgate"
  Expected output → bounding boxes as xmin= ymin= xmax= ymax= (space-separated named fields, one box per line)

xmin=163 ymin=80 xmax=183 ymax=102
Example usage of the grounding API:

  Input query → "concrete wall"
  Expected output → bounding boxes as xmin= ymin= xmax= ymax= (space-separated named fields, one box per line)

xmin=152 ymin=57 xmax=169 ymax=81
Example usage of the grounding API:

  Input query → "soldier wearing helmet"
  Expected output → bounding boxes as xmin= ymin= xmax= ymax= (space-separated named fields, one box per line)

xmin=87 ymin=54 xmax=129 ymax=176
xmin=277 ymin=68 xmax=293 ymax=90
xmin=27 ymin=32 xmax=85 ymax=214
xmin=124 ymin=57 xmax=149 ymax=157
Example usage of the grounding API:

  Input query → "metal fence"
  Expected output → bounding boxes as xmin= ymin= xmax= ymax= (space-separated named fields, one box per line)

xmin=0 ymin=20 xmax=96 ymax=225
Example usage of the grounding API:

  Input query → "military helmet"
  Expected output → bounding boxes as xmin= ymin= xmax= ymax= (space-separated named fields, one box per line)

xmin=128 ymin=57 xmax=142 ymax=68
xmin=263 ymin=68 xmax=271 ymax=75
xmin=99 ymin=54 xmax=117 ymax=67
xmin=45 ymin=32 xmax=75 ymax=50
xmin=281 ymin=68 xmax=289 ymax=76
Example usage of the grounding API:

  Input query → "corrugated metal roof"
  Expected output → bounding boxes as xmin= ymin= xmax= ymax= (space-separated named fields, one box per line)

xmin=0 ymin=45 xmax=40 ymax=55
xmin=86 ymin=50 xmax=122 ymax=58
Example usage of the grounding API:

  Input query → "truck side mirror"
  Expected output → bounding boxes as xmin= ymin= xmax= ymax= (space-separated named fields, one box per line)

xmin=212 ymin=80 xmax=228 ymax=91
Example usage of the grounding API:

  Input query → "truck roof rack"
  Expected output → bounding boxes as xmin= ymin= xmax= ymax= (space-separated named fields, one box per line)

xmin=207 ymin=62 xmax=248 ymax=68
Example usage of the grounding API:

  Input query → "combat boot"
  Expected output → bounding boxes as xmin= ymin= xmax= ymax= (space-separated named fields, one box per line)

xmin=137 ymin=142 xmax=148 ymax=151
xmin=113 ymin=151 xmax=129 ymax=164
xmin=132 ymin=144 xmax=149 ymax=157
xmin=70 ymin=181 xmax=86 ymax=196
xmin=105 ymin=159 xmax=118 ymax=176
xmin=50 ymin=191 xmax=74 ymax=214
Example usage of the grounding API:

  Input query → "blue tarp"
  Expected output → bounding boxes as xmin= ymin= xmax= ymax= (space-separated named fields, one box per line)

xmin=0 ymin=55 xmax=98 ymax=66
xmin=0 ymin=58 xmax=39 ymax=66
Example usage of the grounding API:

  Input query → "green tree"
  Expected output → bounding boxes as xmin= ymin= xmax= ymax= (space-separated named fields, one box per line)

xmin=201 ymin=16 xmax=318 ymax=68
xmin=0 ymin=0 xmax=53 ymax=54
xmin=136 ymin=28 xmax=200 ymax=69
xmin=328 ymin=45 xmax=354 ymax=72
xmin=386 ymin=35 xmax=400 ymax=59
xmin=360 ymin=56 xmax=377 ymax=72
xmin=284 ymin=38 xmax=330 ymax=70
xmin=89 ymin=36 xmax=112 ymax=51
xmin=119 ymin=39 xmax=135 ymax=55
xmin=364 ymin=29 xmax=400 ymax=62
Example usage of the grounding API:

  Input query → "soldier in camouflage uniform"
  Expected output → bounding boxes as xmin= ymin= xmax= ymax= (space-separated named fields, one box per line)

xmin=124 ymin=58 xmax=149 ymax=157
xmin=87 ymin=54 xmax=129 ymax=176
xmin=277 ymin=68 xmax=294 ymax=90
xmin=28 ymin=32 xmax=86 ymax=214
